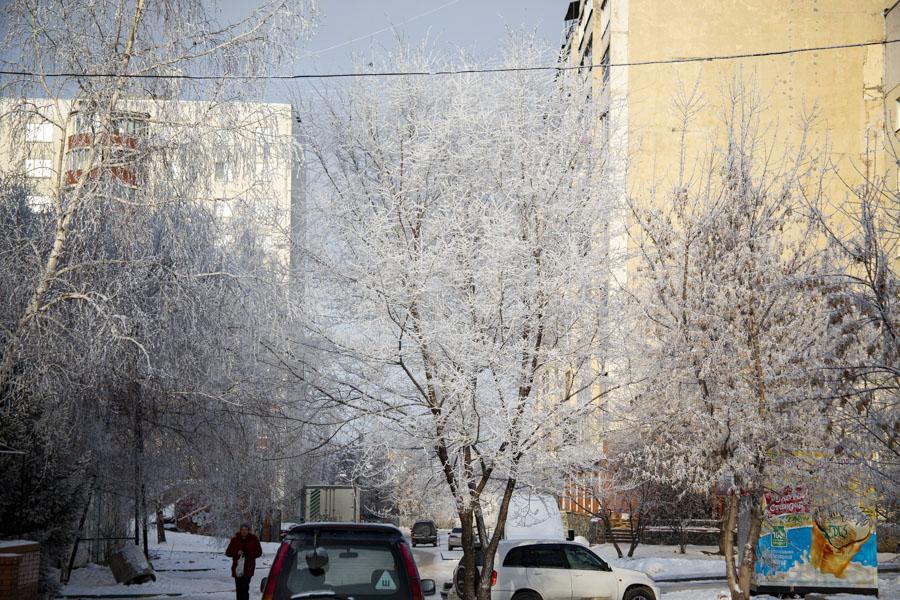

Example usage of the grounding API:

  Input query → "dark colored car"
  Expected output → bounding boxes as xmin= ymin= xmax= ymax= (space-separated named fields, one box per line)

xmin=410 ymin=520 xmax=438 ymax=547
xmin=261 ymin=522 xmax=437 ymax=600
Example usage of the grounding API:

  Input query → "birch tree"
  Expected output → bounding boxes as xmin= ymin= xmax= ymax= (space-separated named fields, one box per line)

xmin=0 ymin=0 xmax=315 ymax=397
xmin=625 ymin=88 xmax=837 ymax=600
xmin=302 ymin=39 xmax=618 ymax=600
xmin=0 ymin=0 xmax=317 ymax=582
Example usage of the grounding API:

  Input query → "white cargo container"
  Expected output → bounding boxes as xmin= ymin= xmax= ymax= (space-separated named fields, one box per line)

xmin=302 ymin=485 xmax=360 ymax=522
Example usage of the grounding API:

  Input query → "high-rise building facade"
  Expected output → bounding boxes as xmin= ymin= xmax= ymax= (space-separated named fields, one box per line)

xmin=558 ymin=0 xmax=897 ymax=523
xmin=563 ymin=0 xmax=889 ymax=204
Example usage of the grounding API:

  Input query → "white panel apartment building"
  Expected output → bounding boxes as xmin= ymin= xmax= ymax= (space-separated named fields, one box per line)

xmin=0 ymin=97 xmax=304 ymax=267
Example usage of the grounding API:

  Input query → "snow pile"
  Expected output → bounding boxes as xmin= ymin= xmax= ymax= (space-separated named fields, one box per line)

xmin=615 ymin=556 xmax=724 ymax=580
xmin=590 ymin=544 xmax=724 ymax=581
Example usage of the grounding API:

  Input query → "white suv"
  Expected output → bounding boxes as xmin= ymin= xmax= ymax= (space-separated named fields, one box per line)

xmin=453 ymin=540 xmax=659 ymax=600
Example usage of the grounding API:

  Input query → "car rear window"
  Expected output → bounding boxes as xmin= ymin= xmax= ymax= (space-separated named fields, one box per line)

xmin=451 ymin=528 xmax=462 ymax=533
xmin=412 ymin=523 xmax=433 ymax=534
xmin=276 ymin=531 xmax=410 ymax=600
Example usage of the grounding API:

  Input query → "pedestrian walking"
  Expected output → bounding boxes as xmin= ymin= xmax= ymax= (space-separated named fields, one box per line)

xmin=225 ymin=522 xmax=263 ymax=600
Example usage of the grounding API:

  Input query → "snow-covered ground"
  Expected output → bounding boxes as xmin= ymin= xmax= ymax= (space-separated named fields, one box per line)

xmin=63 ymin=530 xmax=280 ymax=599
xmin=61 ymin=530 xmax=898 ymax=599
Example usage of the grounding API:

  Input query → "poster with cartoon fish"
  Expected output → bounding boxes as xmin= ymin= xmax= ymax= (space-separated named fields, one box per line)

xmin=753 ymin=486 xmax=878 ymax=595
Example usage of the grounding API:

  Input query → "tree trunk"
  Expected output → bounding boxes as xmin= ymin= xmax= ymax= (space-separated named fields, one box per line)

xmin=65 ymin=481 xmax=97 ymax=583
xmin=736 ymin=494 xmax=750 ymax=564
xmin=736 ymin=494 xmax=763 ymax=598
xmin=722 ymin=493 xmax=746 ymax=600
xmin=132 ymin=483 xmax=140 ymax=546
xmin=131 ymin=384 xmax=144 ymax=549
xmin=141 ymin=482 xmax=149 ymax=559
xmin=626 ymin=512 xmax=640 ymax=558
xmin=155 ymin=502 xmax=167 ymax=544
xmin=459 ymin=510 xmax=477 ymax=600
xmin=600 ymin=511 xmax=623 ymax=558
xmin=722 ymin=491 xmax=762 ymax=600
xmin=475 ymin=478 xmax=517 ymax=600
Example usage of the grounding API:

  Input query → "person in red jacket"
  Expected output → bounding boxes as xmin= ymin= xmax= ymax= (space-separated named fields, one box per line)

xmin=225 ymin=523 xmax=263 ymax=600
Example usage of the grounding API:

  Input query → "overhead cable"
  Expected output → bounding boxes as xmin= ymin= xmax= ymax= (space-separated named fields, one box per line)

xmin=0 ymin=37 xmax=897 ymax=81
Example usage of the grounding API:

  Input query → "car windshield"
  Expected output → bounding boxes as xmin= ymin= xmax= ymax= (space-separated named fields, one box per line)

xmin=277 ymin=532 xmax=410 ymax=600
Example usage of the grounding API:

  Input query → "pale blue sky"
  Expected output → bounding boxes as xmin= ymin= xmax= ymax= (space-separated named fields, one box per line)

xmin=222 ymin=0 xmax=572 ymax=104
xmin=299 ymin=0 xmax=567 ymax=74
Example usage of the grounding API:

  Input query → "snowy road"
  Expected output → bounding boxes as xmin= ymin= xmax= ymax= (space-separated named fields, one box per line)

xmin=61 ymin=530 xmax=899 ymax=600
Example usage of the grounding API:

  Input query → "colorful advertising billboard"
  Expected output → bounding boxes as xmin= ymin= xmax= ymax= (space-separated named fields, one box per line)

xmin=753 ymin=486 xmax=878 ymax=596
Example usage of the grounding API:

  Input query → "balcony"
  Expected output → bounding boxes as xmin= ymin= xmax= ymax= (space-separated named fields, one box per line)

xmin=63 ymin=109 xmax=148 ymax=189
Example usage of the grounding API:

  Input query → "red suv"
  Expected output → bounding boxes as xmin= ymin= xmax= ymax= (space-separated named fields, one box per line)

xmin=261 ymin=522 xmax=437 ymax=600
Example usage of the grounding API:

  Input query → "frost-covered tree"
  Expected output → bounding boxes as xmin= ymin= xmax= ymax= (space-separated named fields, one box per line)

xmin=814 ymin=177 xmax=899 ymax=515
xmin=624 ymin=88 xmax=837 ymax=600
xmin=0 ymin=0 xmax=316 ymax=396
xmin=302 ymin=39 xmax=617 ymax=600
xmin=568 ymin=444 xmax=714 ymax=558
xmin=0 ymin=0 xmax=317 ymax=586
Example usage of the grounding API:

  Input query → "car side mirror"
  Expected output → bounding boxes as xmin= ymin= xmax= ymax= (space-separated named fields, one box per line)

xmin=422 ymin=579 xmax=437 ymax=596
xmin=260 ymin=577 xmax=268 ymax=593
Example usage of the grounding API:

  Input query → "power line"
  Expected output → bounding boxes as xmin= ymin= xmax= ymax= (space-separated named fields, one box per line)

xmin=1 ymin=37 xmax=898 ymax=81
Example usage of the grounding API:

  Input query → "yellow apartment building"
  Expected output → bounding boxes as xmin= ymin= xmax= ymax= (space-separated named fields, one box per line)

xmin=558 ymin=0 xmax=900 ymax=522
xmin=563 ymin=0 xmax=893 ymax=197
xmin=0 ymin=97 xmax=305 ymax=268
xmin=561 ymin=0 xmax=899 ymax=376
xmin=883 ymin=2 xmax=900 ymax=183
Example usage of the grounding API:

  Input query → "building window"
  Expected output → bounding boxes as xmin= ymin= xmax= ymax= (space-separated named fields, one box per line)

xmin=27 ymin=195 xmax=52 ymax=213
xmin=26 ymin=122 xmax=54 ymax=143
xmin=255 ymin=160 xmax=273 ymax=181
xmin=601 ymin=49 xmax=610 ymax=86
xmin=66 ymin=148 xmax=89 ymax=172
xmin=255 ymin=126 xmax=277 ymax=162
xmin=214 ymin=161 xmax=234 ymax=183
xmin=74 ymin=112 xmax=101 ymax=135
xmin=214 ymin=198 xmax=233 ymax=219
xmin=580 ymin=35 xmax=593 ymax=75
xmin=111 ymin=116 xmax=146 ymax=137
xmin=25 ymin=158 xmax=52 ymax=178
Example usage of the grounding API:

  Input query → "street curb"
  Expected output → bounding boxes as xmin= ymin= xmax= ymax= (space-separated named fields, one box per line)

xmin=57 ymin=595 xmax=182 ymax=599
xmin=58 ymin=589 xmax=233 ymax=599
xmin=655 ymin=575 xmax=725 ymax=583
